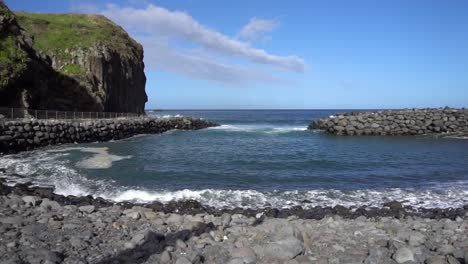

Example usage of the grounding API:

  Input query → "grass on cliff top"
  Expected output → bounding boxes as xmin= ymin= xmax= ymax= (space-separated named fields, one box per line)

xmin=0 ymin=4 xmax=29 ymax=87
xmin=0 ymin=36 xmax=29 ymax=87
xmin=14 ymin=12 xmax=142 ymax=58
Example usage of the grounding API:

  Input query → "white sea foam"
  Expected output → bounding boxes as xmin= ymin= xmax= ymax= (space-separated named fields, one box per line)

xmin=48 ymin=147 xmax=132 ymax=169
xmin=1 ymin=147 xmax=467 ymax=210
xmin=92 ymin=185 xmax=468 ymax=209
xmin=266 ymin=127 xmax=308 ymax=134
xmin=208 ymin=124 xmax=308 ymax=134
xmin=76 ymin=147 xmax=132 ymax=169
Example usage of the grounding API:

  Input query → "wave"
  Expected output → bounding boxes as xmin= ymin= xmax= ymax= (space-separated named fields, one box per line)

xmin=1 ymin=151 xmax=466 ymax=209
xmin=94 ymin=186 xmax=468 ymax=209
xmin=208 ymin=124 xmax=308 ymax=134
xmin=1 ymin=145 xmax=466 ymax=210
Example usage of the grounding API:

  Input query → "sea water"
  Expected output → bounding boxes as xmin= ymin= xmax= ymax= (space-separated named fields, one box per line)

xmin=1 ymin=110 xmax=467 ymax=209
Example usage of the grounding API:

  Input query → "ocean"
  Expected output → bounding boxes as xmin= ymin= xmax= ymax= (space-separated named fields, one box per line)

xmin=1 ymin=110 xmax=467 ymax=209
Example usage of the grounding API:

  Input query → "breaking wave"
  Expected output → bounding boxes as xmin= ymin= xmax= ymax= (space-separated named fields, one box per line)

xmin=0 ymin=148 xmax=466 ymax=209
xmin=208 ymin=124 xmax=307 ymax=134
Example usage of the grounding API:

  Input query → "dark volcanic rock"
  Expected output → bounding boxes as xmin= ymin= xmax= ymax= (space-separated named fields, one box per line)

xmin=0 ymin=116 xmax=219 ymax=154
xmin=308 ymin=108 xmax=468 ymax=137
xmin=0 ymin=181 xmax=467 ymax=264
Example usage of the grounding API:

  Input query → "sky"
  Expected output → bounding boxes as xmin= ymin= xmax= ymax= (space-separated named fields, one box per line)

xmin=6 ymin=0 xmax=468 ymax=109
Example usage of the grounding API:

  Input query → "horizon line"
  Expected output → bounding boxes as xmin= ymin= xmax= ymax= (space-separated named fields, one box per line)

xmin=145 ymin=107 xmax=461 ymax=111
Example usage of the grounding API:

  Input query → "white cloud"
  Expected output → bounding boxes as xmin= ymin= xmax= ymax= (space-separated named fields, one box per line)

xmin=239 ymin=17 xmax=278 ymax=42
xmin=139 ymin=38 xmax=290 ymax=85
xmin=101 ymin=4 xmax=305 ymax=73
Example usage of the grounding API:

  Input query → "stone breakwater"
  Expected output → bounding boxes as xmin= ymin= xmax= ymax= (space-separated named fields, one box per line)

xmin=308 ymin=108 xmax=468 ymax=136
xmin=0 ymin=117 xmax=219 ymax=154
xmin=0 ymin=183 xmax=467 ymax=264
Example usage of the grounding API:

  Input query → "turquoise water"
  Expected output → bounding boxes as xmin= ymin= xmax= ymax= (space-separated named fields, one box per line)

xmin=1 ymin=110 xmax=467 ymax=209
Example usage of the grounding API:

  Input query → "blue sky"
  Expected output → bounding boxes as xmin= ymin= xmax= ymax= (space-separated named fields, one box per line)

xmin=7 ymin=0 xmax=468 ymax=109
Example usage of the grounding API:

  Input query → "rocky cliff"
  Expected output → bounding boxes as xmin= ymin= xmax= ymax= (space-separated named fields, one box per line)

xmin=0 ymin=2 xmax=147 ymax=113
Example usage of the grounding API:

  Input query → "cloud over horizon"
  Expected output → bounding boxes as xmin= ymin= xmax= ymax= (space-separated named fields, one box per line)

xmin=96 ymin=3 xmax=305 ymax=84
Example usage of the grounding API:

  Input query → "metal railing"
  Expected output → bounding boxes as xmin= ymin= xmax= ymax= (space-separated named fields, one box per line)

xmin=0 ymin=107 xmax=142 ymax=120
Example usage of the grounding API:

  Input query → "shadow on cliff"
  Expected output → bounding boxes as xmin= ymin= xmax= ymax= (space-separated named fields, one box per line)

xmin=96 ymin=223 xmax=215 ymax=264
xmin=0 ymin=1 xmax=100 ymax=112
xmin=0 ymin=57 xmax=102 ymax=111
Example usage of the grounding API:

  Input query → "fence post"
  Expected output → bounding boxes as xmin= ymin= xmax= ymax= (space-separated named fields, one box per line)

xmin=35 ymin=110 xmax=37 ymax=119
xmin=45 ymin=111 xmax=48 ymax=120
xmin=73 ymin=112 xmax=76 ymax=119
xmin=10 ymin=108 xmax=13 ymax=119
xmin=65 ymin=112 xmax=67 ymax=119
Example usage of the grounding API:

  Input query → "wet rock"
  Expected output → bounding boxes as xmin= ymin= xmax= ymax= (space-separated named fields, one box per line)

xmin=384 ymin=201 xmax=403 ymax=210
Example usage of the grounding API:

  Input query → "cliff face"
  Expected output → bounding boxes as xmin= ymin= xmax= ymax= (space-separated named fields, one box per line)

xmin=0 ymin=2 xmax=147 ymax=113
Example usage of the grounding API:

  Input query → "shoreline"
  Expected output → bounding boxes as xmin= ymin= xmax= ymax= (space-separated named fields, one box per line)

xmin=1 ymin=180 xmax=467 ymax=264
xmin=2 ymin=180 xmax=466 ymax=220
xmin=1 ymin=111 xmax=467 ymax=263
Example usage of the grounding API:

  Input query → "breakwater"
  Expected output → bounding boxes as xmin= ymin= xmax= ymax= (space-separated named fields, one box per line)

xmin=308 ymin=108 xmax=468 ymax=136
xmin=0 ymin=116 xmax=219 ymax=154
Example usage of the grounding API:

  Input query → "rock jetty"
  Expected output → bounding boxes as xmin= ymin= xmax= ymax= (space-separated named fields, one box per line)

xmin=0 ymin=182 xmax=467 ymax=264
xmin=0 ymin=116 xmax=219 ymax=154
xmin=309 ymin=108 xmax=468 ymax=136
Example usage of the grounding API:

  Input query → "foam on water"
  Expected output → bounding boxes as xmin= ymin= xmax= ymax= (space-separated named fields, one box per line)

xmin=2 ymin=148 xmax=465 ymax=209
xmin=1 ymin=147 xmax=467 ymax=209
xmin=47 ymin=147 xmax=132 ymax=169
xmin=94 ymin=185 xmax=467 ymax=209
xmin=208 ymin=124 xmax=308 ymax=134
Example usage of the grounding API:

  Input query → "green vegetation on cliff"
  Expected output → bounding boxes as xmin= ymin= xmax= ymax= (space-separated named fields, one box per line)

xmin=0 ymin=5 xmax=29 ymax=87
xmin=0 ymin=36 xmax=29 ymax=86
xmin=1 ymin=1 xmax=147 ymax=113
xmin=15 ymin=12 xmax=142 ymax=58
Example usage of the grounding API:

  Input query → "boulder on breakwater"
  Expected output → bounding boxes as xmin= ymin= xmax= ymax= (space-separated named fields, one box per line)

xmin=308 ymin=107 xmax=468 ymax=136
xmin=0 ymin=116 xmax=218 ymax=154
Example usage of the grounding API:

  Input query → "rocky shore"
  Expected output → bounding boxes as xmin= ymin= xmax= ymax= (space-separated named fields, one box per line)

xmin=308 ymin=108 xmax=468 ymax=136
xmin=0 ymin=182 xmax=467 ymax=264
xmin=0 ymin=116 xmax=219 ymax=154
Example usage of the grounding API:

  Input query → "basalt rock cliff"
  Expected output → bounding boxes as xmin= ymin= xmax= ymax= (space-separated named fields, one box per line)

xmin=0 ymin=2 xmax=147 ymax=113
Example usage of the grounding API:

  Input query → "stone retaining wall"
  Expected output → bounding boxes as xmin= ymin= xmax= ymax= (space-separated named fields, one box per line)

xmin=0 ymin=116 xmax=218 ymax=154
xmin=308 ymin=108 xmax=468 ymax=136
